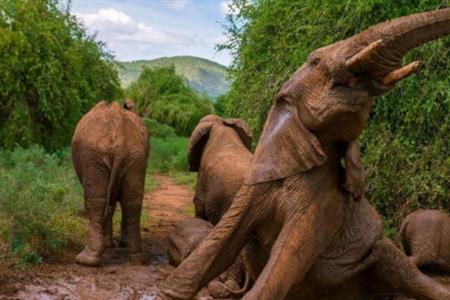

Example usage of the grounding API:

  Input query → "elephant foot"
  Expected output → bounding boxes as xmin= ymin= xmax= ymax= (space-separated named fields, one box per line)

xmin=208 ymin=279 xmax=241 ymax=299
xmin=128 ymin=252 xmax=147 ymax=265
xmin=75 ymin=247 xmax=102 ymax=267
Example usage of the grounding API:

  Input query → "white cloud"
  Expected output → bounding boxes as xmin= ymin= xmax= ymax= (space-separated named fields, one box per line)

xmin=161 ymin=0 xmax=189 ymax=10
xmin=75 ymin=8 xmax=182 ymax=45
xmin=77 ymin=8 xmax=132 ymax=26
xmin=220 ymin=1 xmax=239 ymax=16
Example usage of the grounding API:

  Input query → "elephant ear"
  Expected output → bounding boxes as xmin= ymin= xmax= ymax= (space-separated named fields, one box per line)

xmin=188 ymin=121 xmax=214 ymax=172
xmin=342 ymin=141 xmax=365 ymax=201
xmin=245 ymin=101 xmax=327 ymax=185
xmin=223 ymin=118 xmax=253 ymax=151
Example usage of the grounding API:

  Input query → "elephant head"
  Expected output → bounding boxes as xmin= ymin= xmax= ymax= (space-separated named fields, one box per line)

xmin=188 ymin=114 xmax=253 ymax=172
xmin=123 ymin=99 xmax=137 ymax=113
xmin=247 ymin=8 xmax=450 ymax=186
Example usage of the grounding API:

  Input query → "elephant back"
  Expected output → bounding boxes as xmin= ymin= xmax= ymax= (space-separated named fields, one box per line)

xmin=188 ymin=115 xmax=253 ymax=172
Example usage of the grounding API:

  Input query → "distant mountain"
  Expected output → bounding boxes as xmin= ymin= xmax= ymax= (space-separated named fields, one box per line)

xmin=118 ymin=56 xmax=230 ymax=98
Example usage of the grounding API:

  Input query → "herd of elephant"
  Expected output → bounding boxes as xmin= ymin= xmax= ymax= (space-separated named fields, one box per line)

xmin=70 ymin=8 xmax=450 ymax=300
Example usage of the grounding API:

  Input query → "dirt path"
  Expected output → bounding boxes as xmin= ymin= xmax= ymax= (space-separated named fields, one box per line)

xmin=0 ymin=175 xmax=195 ymax=300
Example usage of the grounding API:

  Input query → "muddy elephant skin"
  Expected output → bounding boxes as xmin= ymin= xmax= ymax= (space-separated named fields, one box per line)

xmin=72 ymin=100 xmax=149 ymax=267
xmin=157 ymin=8 xmax=450 ymax=300
xmin=167 ymin=219 xmax=247 ymax=298
xmin=399 ymin=209 xmax=450 ymax=273
xmin=188 ymin=115 xmax=253 ymax=225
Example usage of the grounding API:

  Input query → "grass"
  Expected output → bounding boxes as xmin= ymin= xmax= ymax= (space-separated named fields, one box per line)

xmin=0 ymin=146 xmax=85 ymax=268
xmin=148 ymin=136 xmax=197 ymax=189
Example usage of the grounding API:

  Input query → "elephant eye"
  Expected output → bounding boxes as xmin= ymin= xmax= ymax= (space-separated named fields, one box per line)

xmin=310 ymin=57 xmax=321 ymax=66
xmin=307 ymin=53 xmax=321 ymax=66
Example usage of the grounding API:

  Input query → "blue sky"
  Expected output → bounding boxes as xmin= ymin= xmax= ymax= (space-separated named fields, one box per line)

xmin=71 ymin=0 xmax=236 ymax=66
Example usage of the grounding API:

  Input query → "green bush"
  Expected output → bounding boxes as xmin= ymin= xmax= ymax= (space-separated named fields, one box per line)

xmin=0 ymin=146 xmax=85 ymax=266
xmin=0 ymin=0 xmax=122 ymax=150
xmin=143 ymin=118 xmax=177 ymax=138
xmin=149 ymin=137 xmax=190 ymax=173
xmin=127 ymin=66 xmax=214 ymax=136
xmin=219 ymin=0 xmax=449 ymax=233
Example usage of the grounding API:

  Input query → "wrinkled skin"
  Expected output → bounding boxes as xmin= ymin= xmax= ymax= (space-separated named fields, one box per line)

xmin=398 ymin=210 xmax=450 ymax=273
xmin=167 ymin=219 xmax=247 ymax=299
xmin=72 ymin=101 xmax=149 ymax=267
xmin=157 ymin=9 xmax=450 ymax=300
xmin=188 ymin=115 xmax=253 ymax=225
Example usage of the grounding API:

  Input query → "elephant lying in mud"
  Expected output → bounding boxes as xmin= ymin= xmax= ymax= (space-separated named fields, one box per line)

xmin=399 ymin=210 xmax=450 ymax=273
xmin=72 ymin=100 xmax=149 ymax=267
xmin=188 ymin=115 xmax=253 ymax=225
xmin=168 ymin=219 xmax=248 ymax=298
xmin=157 ymin=8 xmax=450 ymax=300
xmin=166 ymin=115 xmax=254 ymax=297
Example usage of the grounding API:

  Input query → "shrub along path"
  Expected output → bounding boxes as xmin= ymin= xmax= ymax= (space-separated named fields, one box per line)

xmin=0 ymin=175 xmax=200 ymax=300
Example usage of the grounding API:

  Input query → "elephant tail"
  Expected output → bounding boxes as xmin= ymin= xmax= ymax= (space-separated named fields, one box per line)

xmin=396 ymin=217 xmax=408 ymax=246
xmin=224 ymin=270 xmax=251 ymax=297
xmin=103 ymin=156 xmax=121 ymax=220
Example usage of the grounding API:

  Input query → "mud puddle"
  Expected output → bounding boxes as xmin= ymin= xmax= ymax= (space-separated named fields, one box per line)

xmin=0 ymin=175 xmax=199 ymax=300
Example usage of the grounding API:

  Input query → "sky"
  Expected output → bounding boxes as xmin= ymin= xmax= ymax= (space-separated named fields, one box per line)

xmin=71 ymin=0 xmax=236 ymax=66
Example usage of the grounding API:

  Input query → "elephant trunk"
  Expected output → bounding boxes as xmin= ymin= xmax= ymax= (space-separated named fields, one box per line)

xmin=345 ymin=8 xmax=450 ymax=81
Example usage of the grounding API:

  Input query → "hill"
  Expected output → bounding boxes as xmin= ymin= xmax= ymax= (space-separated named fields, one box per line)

xmin=118 ymin=56 xmax=230 ymax=98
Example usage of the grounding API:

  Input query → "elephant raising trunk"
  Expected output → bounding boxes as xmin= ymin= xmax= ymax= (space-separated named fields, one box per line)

xmin=346 ymin=8 xmax=450 ymax=82
xmin=157 ymin=8 xmax=450 ymax=300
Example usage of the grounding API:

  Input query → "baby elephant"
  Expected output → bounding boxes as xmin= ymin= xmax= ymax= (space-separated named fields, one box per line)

xmin=398 ymin=209 xmax=450 ymax=273
xmin=168 ymin=219 xmax=248 ymax=298
xmin=188 ymin=115 xmax=253 ymax=225
xmin=72 ymin=100 xmax=149 ymax=267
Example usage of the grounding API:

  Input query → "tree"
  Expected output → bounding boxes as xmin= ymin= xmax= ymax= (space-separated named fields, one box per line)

xmin=0 ymin=0 xmax=122 ymax=150
xmin=126 ymin=66 xmax=214 ymax=136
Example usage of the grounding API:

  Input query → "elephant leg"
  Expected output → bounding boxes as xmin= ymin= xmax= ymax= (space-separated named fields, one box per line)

xmin=121 ymin=167 xmax=146 ymax=264
xmin=76 ymin=165 xmax=110 ymax=267
xmin=242 ymin=211 xmax=330 ymax=300
xmin=158 ymin=186 xmax=264 ymax=300
xmin=103 ymin=200 xmax=116 ymax=249
xmin=76 ymin=198 xmax=107 ymax=267
xmin=118 ymin=200 xmax=127 ymax=247
xmin=194 ymin=196 xmax=207 ymax=220
xmin=370 ymin=237 xmax=450 ymax=300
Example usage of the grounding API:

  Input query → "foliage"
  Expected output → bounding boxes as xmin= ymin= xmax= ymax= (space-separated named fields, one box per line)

xmin=0 ymin=146 xmax=85 ymax=267
xmin=126 ymin=66 xmax=215 ymax=136
xmin=119 ymin=56 xmax=230 ymax=98
xmin=0 ymin=0 xmax=122 ymax=150
xmin=149 ymin=137 xmax=190 ymax=173
xmin=148 ymin=136 xmax=197 ymax=189
xmin=143 ymin=118 xmax=177 ymax=138
xmin=220 ymin=0 xmax=449 ymax=231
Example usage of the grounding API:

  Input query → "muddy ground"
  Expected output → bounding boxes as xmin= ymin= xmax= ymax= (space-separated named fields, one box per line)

xmin=0 ymin=175 xmax=210 ymax=300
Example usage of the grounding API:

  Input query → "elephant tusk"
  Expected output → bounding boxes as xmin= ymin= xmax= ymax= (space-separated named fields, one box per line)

xmin=381 ymin=61 xmax=421 ymax=85
xmin=345 ymin=39 xmax=384 ymax=71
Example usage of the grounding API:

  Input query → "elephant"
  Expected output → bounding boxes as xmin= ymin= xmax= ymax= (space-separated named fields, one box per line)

xmin=167 ymin=219 xmax=248 ymax=299
xmin=72 ymin=100 xmax=150 ymax=267
xmin=156 ymin=8 xmax=450 ymax=300
xmin=167 ymin=117 xmax=253 ymax=297
xmin=188 ymin=115 xmax=253 ymax=225
xmin=398 ymin=209 xmax=450 ymax=273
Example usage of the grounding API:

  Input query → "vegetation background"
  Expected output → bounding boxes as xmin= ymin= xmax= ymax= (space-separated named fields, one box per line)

xmin=0 ymin=0 xmax=448 ymax=266
xmin=119 ymin=56 xmax=230 ymax=98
